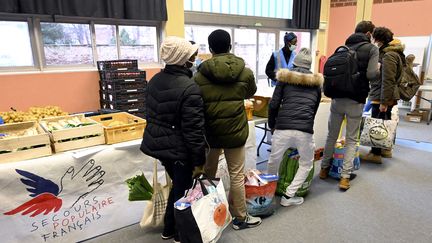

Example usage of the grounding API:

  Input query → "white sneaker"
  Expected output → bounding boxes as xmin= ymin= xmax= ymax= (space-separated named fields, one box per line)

xmin=232 ymin=213 xmax=262 ymax=230
xmin=280 ymin=195 xmax=304 ymax=207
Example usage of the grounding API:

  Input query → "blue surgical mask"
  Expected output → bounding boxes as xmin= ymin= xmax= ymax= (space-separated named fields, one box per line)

xmin=289 ymin=45 xmax=297 ymax=51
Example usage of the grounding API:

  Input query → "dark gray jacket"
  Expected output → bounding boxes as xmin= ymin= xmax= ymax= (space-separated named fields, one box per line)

xmin=268 ymin=67 xmax=323 ymax=134
xmin=345 ymin=33 xmax=380 ymax=104
xmin=140 ymin=65 xmax=206 ymax=167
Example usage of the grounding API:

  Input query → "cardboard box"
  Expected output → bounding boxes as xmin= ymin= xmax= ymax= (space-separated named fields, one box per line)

xmin=405 ymin=113 xmax=422 ymax=123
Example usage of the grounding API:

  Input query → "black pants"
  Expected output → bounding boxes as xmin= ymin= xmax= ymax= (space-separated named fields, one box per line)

xmin=370 ymin=104 xmax=393 ymax=155
xmin=161 ymin=160 xmax=193 ymax=238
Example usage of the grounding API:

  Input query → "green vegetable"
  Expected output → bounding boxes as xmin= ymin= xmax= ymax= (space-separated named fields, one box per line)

xmin=125 ymin=173 xmax=153 ymax=201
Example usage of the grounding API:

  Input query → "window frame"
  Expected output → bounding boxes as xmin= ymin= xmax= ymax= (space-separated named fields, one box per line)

xmin=0 ymin=14 xmax=163 ymax=72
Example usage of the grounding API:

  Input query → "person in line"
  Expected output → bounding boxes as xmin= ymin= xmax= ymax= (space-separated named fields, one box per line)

xmin=319 ymin=21 xmax=380 ymax=190
xmin=194 ymin=29 xmax=261 ymax=230
xmin=360 ymin=27 xmax=405 ymax=163
xmin=140 ymin=36 xmax=206 ymax=243
xmin=265 ymin=32 xmax=297 ymax=87
xmin=266 ymin=48 xmax=322 ymax=206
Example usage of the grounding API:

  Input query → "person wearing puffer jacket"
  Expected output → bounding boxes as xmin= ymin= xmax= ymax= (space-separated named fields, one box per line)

xmin=140 ymin=36 xmax=206 ymax=243
xmin=194 ymin=29 xmax=261 ymax=231
xmin=266 ymin=48 xmax=323 ymax=207
xmin=361 ymin=27 xmax=404 ymax=163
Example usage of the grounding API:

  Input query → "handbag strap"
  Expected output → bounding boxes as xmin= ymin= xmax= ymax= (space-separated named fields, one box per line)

xmin=153 ymin=159 xmax=173 ymax=190
xmin=152 ymin=159 xmax=160 ymax=191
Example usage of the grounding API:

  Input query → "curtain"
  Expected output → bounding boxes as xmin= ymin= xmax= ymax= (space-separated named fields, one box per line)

xmin=0 ymin=0 xmax=167 ymax=21
xmin=292 ymin=0 xmax=321 ymax=29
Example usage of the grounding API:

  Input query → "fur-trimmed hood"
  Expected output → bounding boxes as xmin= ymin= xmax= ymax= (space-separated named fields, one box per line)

xmin=276 ymin=69 xmax=323 ymax=87
xmin=382 ymin=39 xmax=405 ymax=54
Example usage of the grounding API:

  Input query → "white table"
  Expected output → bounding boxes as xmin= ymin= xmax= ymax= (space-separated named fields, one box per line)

xmin=415 ymin=85 xmax=432 ymax=124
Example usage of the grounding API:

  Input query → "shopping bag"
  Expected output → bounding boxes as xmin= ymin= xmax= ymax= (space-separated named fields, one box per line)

xmin=276 ymin=148 xmax=314 ymax=197
xmin=360 ymin=116 xmax=397 ymax=149
xmin=245 ymin=169 xmax=278 ymax=217
xmin=175 ymin=176 xmax=231 ymax=243
xmin=329 ymin=118 xmax=361 ymax=179
xmin=140 ymin=159 xmax=172 ymax=228
xmin=329 ymin=142 xmax=361 ymax=179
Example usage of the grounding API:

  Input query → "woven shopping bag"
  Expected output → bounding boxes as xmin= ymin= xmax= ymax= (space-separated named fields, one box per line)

xmin=140 ymin=159 xmax=172 ymax=228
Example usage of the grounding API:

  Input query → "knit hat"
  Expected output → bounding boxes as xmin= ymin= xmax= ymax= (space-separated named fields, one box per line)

xmin=160 ymin=36 xmax=199 ymax=65
xmin=208 ymin=29 xmax=231 ymax=54
xmin=284 ymin=32 xmax=297 ymax=44
xmin=293 ymin=48 xmax=312 ymax=69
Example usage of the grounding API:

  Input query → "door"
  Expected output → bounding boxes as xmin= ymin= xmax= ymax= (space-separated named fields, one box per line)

xmin=257 ymin=31 xmax=277 ymax=81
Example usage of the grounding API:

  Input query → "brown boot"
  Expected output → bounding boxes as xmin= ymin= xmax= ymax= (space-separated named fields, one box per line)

xmin=319 ymin=167 xmax=330 ymax=179
xmin=360 ymin=153 xmax=382 ymax=164
xmin=339 ymin=178 xmax=350 ymax=190
xmin=381 ymin=149 xmax=392 ymax=158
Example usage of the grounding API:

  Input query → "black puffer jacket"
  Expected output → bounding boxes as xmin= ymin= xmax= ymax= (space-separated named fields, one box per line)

xmin=268 ymin=67 xmax=323 ymax=134
xmin=140 ymin=65 xmax=206 ymax=167
xmin=344 ymin=33 xmax=380 ymax=104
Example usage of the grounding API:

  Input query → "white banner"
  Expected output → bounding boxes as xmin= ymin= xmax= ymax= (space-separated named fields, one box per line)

xmin=0 ymin=140 xmax=163 ymax=243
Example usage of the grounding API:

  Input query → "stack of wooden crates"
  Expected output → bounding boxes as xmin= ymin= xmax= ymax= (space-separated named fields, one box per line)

xmin=97 ymin=60 xmax=147 ymax=118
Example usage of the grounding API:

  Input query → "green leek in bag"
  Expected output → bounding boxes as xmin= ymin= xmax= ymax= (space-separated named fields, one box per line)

xmin=126 ymin=173 xmax=153 ymax=201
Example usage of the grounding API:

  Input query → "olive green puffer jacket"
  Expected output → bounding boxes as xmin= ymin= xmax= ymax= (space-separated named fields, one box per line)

xmin=369 ymin=40 xmax=405 ymax=105
xmin=194 ymin=53 xmax=257 ymax=148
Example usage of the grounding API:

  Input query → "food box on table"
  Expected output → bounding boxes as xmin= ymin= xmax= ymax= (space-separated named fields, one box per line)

xmin=40 ymin=114 xmax=105 ymax=153
xmin=0 ymin=121 xmax=52 ymax=163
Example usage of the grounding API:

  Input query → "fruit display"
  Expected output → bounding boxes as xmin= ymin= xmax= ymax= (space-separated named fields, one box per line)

xmin=0 ymin=106 xmax=68 ymax=124
xmin=0 ymin=127 xmax=39 ymax=140
xmin=39 ymin=117 xmax=95 ymax=132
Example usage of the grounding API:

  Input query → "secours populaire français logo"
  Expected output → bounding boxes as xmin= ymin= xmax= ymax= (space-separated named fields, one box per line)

xmin=4 ymin=159 xmax=105 ymax=218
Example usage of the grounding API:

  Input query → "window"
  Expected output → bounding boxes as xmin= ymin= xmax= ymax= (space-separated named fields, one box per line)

xmin=118 ymin=25 xmax=158 ymax=63
xmin=41 ymin=23 xmax=93 ymax=66
xmin=185 ymin=25 xmax=231 ymax=54
xmin=234 ymin=29 xmax=257 ymax=76
xmin=0 ymin=21 xmax=33 ymax=67
xmin=95 ymin=24 xmax=118 ymax=61
xmin=184 ymin=0 xmax=294 ymax=19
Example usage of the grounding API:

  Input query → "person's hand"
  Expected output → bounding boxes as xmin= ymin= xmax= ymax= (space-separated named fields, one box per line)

xmin=192 ymin=165 xmax=205 ymax=179
xmin=379 ymin=104 xmax=388 ymax=112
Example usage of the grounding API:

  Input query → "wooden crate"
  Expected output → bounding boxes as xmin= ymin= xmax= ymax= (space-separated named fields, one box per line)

xmin=0 ymin=121 xmax=52 ymax=163
xmin=88 ymin=112 xmax=146 ymax=144
xmin=40 ymin=114 xmax=105 ymax=153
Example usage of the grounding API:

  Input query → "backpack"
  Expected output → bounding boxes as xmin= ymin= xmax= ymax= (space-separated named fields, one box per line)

xmin=323 ymin=43 xmax=367 ymax=98
xmin=397 ymin=59 xmax=421 ymax=101
xmin=276 ymin=148 xmax=314 ymax=197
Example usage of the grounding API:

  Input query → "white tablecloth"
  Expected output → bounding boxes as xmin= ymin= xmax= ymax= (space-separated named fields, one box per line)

xmin=0 ymin=122 xmax=259 ymax=243
xmin=0 ymin=140 xmax=160 ymax=243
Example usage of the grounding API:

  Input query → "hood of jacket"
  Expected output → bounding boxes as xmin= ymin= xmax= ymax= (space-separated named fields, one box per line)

xmin=198 ymin=53 xmax=247 ymax=84
xmin=345 ymin=32 xmax=371 ymax=45
xmin=276 ymin=69 xmax=323 ymax=87
xmin=382 ymin=39 xmax=405 ymax=55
